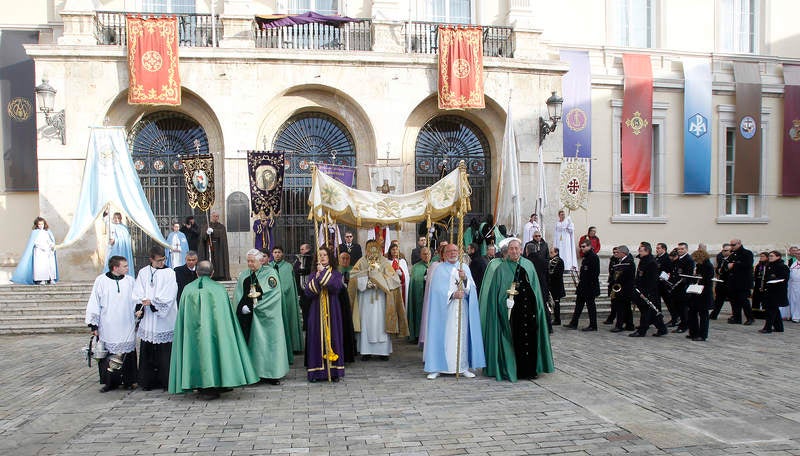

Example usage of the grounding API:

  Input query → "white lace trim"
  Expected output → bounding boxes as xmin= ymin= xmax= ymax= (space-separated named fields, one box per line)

xmin=104 ymin=340 xmax=136 ymax=354
xmin=138 ymin=329 xmax=174 ymax=343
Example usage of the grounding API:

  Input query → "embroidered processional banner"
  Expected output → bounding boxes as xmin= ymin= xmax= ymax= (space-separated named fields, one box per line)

xmin=438 ymin=26 xmax=484 ymax=110
xmin=309 ymin=162 xmax=471 ymax=227
xmin=316 ymin=163 xmax=355 ymax=187
xmin=559 ymin=158 xmax=589 ymax=211
xmin=367 ymin=165 xmax=404 ymax=195
xmin=560 ymin=50 xmax=592 ymax=188
xmin=246 ymin=150 xmax=285 ymax=216
xmin=181 ymin=154 xmax=215 ymax=211
xmin=127 ymin=16 xmax=181 ymax=105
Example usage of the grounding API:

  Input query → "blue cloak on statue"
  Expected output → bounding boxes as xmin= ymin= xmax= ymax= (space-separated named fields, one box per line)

xmin=103 ymin=222 xmax=134 ymax=275
xmin=165 ymin=231 xmax=190 ymax=268
xmin=10 ymin=229 xmax=59 ymax=285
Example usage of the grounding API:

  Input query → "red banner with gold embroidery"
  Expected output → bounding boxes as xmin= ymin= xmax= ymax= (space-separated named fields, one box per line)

xmin=127 ymin=16 xmax=181 ymax=105
xmin=438 ymin=26 xmax=484 ymax=110
xmin=621 ymin=54 xmax=653 ymax=193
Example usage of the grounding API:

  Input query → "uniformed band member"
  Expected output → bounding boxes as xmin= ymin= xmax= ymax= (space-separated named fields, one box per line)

xmin=564 ymin=239 xmax=600 ymax=331
xmin=547 ymin=247 xmax=565 ymax=327
xmin=727 ymin=238 xmax=755 ymax=325
xmin=709 ymin=243 xmax=731 ymax=320
xmin=609 ymin=246 xmax=635 ymax=333
xmin=629 ymin=242 xmax=668 ymax=337
xmin=669 ymin=242 xmax=695 ymax=333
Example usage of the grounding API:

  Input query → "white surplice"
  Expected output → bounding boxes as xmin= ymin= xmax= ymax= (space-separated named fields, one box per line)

xmin=85 ymin=274 xmax=137 ymax=354
xmin=32 ymin=229 xmax=57 ymax=282
xmin=132 ymin=266 xmax=178 ymax=343
xmin=787 ymin=260 xmax=800 ymax=322
xmin=554 ymin=217 xmax=577 ymax=271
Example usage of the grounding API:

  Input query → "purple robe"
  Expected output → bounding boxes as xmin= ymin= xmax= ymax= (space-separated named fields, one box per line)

xmin=253 ymin=218 xmax=275 ymax=255
xmin=305 ymin=267 xmax=346 ymax=381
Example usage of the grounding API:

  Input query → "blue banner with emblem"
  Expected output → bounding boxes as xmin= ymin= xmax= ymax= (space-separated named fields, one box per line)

xmin=682 ymin=58 xmax=712 ymax=194
xmin=560 ymin=50 xmax=592 ymax=187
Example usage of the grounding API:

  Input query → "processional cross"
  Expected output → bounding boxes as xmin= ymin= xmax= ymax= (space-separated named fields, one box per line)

xmin=376 ymin=180 xmax=395 ymax=194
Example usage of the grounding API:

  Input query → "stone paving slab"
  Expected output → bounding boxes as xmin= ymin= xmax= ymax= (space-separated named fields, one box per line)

xmin=1 ymin=313 xmax=799 ymax=455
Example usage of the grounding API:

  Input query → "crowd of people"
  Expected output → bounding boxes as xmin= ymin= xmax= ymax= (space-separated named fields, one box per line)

xmin=11 ymin=210 xmax=799 ymax=399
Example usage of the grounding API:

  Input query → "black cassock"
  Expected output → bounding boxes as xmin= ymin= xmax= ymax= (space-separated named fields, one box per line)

xmin=510 ymin=266 xmax=540 ymax=380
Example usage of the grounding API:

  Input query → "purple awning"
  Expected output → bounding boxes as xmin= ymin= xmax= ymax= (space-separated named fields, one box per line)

xmin=256 ymin=12 xmax=361 ymax=29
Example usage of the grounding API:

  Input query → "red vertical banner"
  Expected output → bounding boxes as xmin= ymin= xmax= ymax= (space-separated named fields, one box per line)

xmin=621 ymin=54 xmax=653 ymax=193
xmin=782 ymin=65 xmax=800 ymax=195
xmin=127 ymin=16 xmax=181 ymax=105
xmin=438 ymin=26 xmax=484 ymax=110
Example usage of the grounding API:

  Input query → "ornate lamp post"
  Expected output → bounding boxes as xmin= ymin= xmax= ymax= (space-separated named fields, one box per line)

xmin=538 ymin=91 xmax=564 ymax=146
xmin=34 ymin=79 xmax=66 ymax=145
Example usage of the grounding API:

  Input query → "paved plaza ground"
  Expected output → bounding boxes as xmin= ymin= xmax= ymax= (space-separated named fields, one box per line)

xmin=2 ymin=315 xmax=799 ymax=456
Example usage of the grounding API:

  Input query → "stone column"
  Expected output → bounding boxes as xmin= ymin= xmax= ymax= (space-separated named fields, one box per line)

xmin=58 ymin=0 xmax=97 ymax=45
xmin=372 ymin=21 xmax=406 ymax=53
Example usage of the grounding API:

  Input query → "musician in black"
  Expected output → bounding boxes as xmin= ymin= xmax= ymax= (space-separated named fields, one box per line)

xmin=751 ymin=252 xmax=769 ymax=312
xmin=548 ymin=247 xmax=565 ymax=326
xmin=655 ymin=242 xmax=676 ymax=325
xmin=293 ymin=243 xmax=314 ymax=330
xmin=524 ymin=233 xmax=551 ymax=333
xmin=760 ymin=250 xmax=789 ymax=334
xmin=629 ymin=242 xmax=668 ymax=337
xmin=727 ymin=238 xmax=755 ymax=325
xmin=603 ymin=246 xmax=620 ymax=325
xmin=670 ymin=242 xmax=695 ymax=333
xmin=686 ymin=249 xmax=714 ymax=341
xmin=709 ymin=243 xmax=731 ymax=320
xmin=609 ymin=246 xmax=635 ymax=333
xmin=564 ymin=240 xmax=600 ymax=331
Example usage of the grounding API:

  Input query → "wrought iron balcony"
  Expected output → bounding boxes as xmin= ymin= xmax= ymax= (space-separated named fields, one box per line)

xmin=405 ymin=21 xmax=514 ymax=57
xmin=95 ymin=11 xmax=221 ymax=47
xmin=254 ymin=19 xmax=372 ymax=51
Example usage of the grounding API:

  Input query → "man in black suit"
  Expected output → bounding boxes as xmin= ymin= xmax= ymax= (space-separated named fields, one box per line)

xmin=174 ymin=251 xmax=199 ymax=304
xmin=671 ymin=242 xmax=696 ymax=333
xmin=180 ymin=216 xmax=200 ymax=252
xmin=629 ymin=242 xmax=668 ymax=337
xmin=654 ymin=242 xmax=675 ymax=324
xmin=410 ymin=235 xmax=427 ymax=265
xmin=609 ymin=245 xmax=636 ymax=333
xmin=467 ymin=242 xmax=488 ymax=294
xmin=338 ymin=232 xmax=362 ymax=264
xmin=565 ymin=239 xmax=600 ymax=331
xmin=727 ymin=238 xmax=755 ymax=325
xmin=709 ymin=243 xmax=732 ymax=320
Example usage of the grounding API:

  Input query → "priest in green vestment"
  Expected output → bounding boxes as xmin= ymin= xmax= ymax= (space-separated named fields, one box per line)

xmin=407 ymin=247 xmax=432 ymax=343
xmin=169 ymin=261 xmax=258 ymax=397
xmin=479 ymin=238 xmax=554 ymax=382
xmin=234 ymin=249 xmax=290 ymax=384
xmin=268 ymin=246 xmax=304 ymax=362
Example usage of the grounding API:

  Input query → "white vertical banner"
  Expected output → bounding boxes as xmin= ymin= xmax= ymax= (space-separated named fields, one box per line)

xmin=494 ymin=104 xmax=522 ymax=237
xmin=367 ymin=164 xmax=405 ymax=195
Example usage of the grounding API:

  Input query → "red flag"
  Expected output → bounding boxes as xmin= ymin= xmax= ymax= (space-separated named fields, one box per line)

xmin=438 ymin=26 xmax=484 ymax=110
xmin=621 ymin=54 xmax=653 ymax=193
xmin=127 ymin=16 xmax=181 ymax=105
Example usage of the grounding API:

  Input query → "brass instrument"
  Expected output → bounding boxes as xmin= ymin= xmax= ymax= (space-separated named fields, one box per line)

xmin=547 ymin=256 xmax=559 ymax=275
xmin=610 ymin=283 xmax=623 ymax=299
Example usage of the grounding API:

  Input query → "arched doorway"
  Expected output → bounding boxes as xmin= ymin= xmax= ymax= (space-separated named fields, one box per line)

xmin=128 ymin=111 xmax=208 ymax=271
xmin=272 ymin=112 xmax=356 ymax=253
xmin=414 ymin=115 xmax=490 ymax=239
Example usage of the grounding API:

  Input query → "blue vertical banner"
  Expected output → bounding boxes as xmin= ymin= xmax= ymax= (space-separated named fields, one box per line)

xmin=560 ymin=50 xmax=592 ymax=186
xmin=682 ymin=57 xmax=712 ymax=194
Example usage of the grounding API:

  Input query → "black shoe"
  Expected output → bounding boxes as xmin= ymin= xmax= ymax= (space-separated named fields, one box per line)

xmin=685 ymin=334 xmax=693 ymax=339
xmin=218 ymin=387 xmax=233 ymax=392
xmin=378 ymin=355 xmax=390 ymax=361
xmin=624 ymin=325 xmax=636 ymax=331
xmin=743 ymin=319 xmax=754 ymax=326
xmin=629 ymin=332 xmax=645 ymax=337
xmin=758 ymin=329 xmax=772 ymax=334
xmin=552 ymin=320 xmax=561 ymax=326
xmin=727 ymin=318 xmax=742 ymax=324
xmin=691 ymin=337 xmax=706 ymax=341
xmin=563 ymin=323 xmax=578 ymax=329
xmin=602 ymin=319 xmax=614 ymax=325
xmin=666 ymin=320 xmax=677 ymax=327
xmin=142 ymin=386 xmax=153 ymax=391
xmin=360 ymin=355 xmax=372 ymax=361
xmin=263 ymin=378 xmax=281 ymax=385
xmin=673 ymin=328 xmax=686 ymax=333
xmin=610 ymin=327 xmax=624 ymax=333
xmin=331 ymin=377 xmax=340 ymax=383
xmin=581 ymin=326 xmax=597 ymax=332
xmin=99 ymin=385 xmax=116 ymax=393
xmin=652 ymin=329 xmax=668 ymax=337
xmin=709 ymin=315 xmax=718 ymax=320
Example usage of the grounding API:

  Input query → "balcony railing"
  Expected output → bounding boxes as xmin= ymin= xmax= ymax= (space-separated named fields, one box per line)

xmin=254 ymin=19 xmax=372 ymax=51
xmin=405 ymin=22 xmax=514 ymax=57
xmin=95 ymin=11 xmax=221 ymax=47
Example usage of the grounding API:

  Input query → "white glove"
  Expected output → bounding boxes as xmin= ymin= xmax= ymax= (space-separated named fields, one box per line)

xmin=241 ymin=305 xmax=251 ymax=315
xmin=506 ymin=298 xmax=514 ymax=310
xmin=206 ymin=227 xmax=213 ymax=235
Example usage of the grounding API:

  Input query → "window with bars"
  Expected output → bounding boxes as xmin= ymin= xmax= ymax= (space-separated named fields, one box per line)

xmin=427 ymin=0 xmax=472 ymax=24
xmin=724 ymin=128 xmax=751 ymax=215
xmin=719 ymin=0 xmax=756 ymax=53
xmin=612 ymin=0 xmax=654 ymax=48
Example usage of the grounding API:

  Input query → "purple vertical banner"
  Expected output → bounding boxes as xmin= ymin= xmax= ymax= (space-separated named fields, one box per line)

xmin=316 ymin=163 xmax=355 ymax=187
xmin=782 ymin=65 xmax=800 ymax=196
xmin=560 ymin=50 xmax=592 ymax=187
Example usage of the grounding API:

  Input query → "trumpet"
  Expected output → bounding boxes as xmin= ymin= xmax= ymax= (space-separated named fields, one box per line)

xmin=610 ymin=283 xmax=623 ymax=300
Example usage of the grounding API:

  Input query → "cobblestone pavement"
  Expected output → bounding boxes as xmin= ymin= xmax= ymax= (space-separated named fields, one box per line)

xmin=2 ymin=315 xmax=799 ymax=456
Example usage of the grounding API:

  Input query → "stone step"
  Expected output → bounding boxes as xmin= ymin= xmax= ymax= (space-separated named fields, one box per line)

xmin=0 ymin=321 xmax=86 ymax=334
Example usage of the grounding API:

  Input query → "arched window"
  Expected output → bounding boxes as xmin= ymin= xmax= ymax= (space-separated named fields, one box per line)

xmin=129 ymin=111 xmax=208 ymax=270
xmin=272 ymin=112 xmax=356 ymax=255
xmin=415 ymin=115 xmax=490 ymax=237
